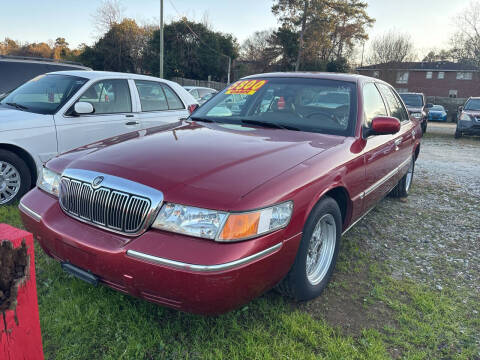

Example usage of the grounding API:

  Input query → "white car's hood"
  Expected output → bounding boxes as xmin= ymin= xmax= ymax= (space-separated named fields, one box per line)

xmin=0 ymin=106 xmax=53 ymax=131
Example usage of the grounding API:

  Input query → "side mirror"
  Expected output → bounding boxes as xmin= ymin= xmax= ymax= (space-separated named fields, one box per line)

xmin=74 ymin=102 xmax=94 ymax=115
xmin=458 ymin=106 xmax=463 ymax=112
xmin=369 ymin=116 xmax=401 ymax=136
xmin=426 ymin=103 xmax=434 ymax=108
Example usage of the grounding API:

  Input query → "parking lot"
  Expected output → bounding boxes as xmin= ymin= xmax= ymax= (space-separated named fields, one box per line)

xmin=1 ymin=122 xmax=479 ymax=359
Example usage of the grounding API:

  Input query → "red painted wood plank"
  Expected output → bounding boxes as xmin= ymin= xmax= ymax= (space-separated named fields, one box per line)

xmin=0 ymin=223 xmax=44 ymax=360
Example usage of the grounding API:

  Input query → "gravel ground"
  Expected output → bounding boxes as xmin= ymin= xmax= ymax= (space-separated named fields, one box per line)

xmin=350 ymin=123 xmax=480 ymax=296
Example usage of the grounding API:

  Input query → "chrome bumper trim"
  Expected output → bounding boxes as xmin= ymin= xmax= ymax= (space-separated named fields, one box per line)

xmin=19 ymin=201 xmax=42 ymax=222
xmin=126 ymin=242 xmax=282 ymax=272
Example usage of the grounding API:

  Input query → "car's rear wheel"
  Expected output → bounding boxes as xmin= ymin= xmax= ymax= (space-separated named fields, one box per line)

xmin=0 ymin=150 xmax=31 ymax=206
xmin=277 ymin=197 xmax=341 ymax=301
xmin=390 ymin=156 xmax=414 ymax=198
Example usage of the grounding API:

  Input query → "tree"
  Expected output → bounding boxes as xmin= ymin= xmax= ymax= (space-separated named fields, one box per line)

xmin=368 ymin=30 xmax=416 ymax=64
xmin=450 ymin=1 xmax=480 ymax=66
xmin=272 ymin=0 xmax=374 ymax=71
xmin=92 ymin=0 xmax=124 ymax=35
xmin=80 ymin=18 xmax=150 ymax=73
xmin=422 ymin=49 xmax=453 ymax=62
xmin=240 ymin=30 xmax=277 ymax=72
xmin=145 ymin=18 xmax=238 ymax=82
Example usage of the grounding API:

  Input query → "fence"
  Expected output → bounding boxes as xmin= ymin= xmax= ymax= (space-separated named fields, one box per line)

xmin=170 ymin=77 xmax=228 ymax=91
xmin=426 ymin=96 xmax=466 ymax=122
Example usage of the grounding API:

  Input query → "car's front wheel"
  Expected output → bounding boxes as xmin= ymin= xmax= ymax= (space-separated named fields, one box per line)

xmin=421 ymin=121 xmax=427 ymax=134
xmin=0 ymin=150 xmax=31 ymax=206
xmin=454 ymin=129 xmax=462 ymax=139
xmin=277 ymin=196 xmax=341 ymax=301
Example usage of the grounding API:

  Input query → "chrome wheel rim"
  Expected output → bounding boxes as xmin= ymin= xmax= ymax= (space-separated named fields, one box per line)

xmin=306 ymin=213 xmax=336 ymax=286
xmin=0 ymin=161 xmax=21 ymax=205
xmin=405 ymin=159 xmax=414 ymax=193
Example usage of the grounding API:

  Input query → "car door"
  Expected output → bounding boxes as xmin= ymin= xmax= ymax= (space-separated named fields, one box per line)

xmin=54 ymin=78 xmax=140 ymax=154
xmin=376 ymin=83 xmax=415 ymax=183
xmin=133 ymin=80 xmax=188 ymax=130
xmin=361 ymin=82 xmax=398 ymax=212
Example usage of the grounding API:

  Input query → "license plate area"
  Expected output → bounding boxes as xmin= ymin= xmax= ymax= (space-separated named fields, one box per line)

xmin=61 ymin=262 xmax=99 ymax=286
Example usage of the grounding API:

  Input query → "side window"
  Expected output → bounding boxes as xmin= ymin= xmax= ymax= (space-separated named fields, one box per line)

xmin=377 ymin=83 xmax=409 ymax=121
xmin=162 ymin=85 xmax=185 ymax=110
xmin=79 ymin=79 xmax=131 ymax=114
xmin=363 ymin=83 xmax=388 ymax=127
xmin=135 ymin=80 xmax=168 ymax=111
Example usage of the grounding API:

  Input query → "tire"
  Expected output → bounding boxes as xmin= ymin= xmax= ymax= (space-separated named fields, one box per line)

xmin=421 ymin=121 xmax=427 ymax=134
xmin=277 ymin=196 xmax=341 ymax=301
xmin=390 ymin=156 xmax=414 ymax=198
xmin=0 ymin=150 xmax=31 ymax=206
xmin=454 ymin=129 xmax=462 ymax=139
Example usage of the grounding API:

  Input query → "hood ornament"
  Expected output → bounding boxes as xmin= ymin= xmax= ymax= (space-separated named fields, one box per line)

xmin=92 ymin=176 xmax=104 ymax=188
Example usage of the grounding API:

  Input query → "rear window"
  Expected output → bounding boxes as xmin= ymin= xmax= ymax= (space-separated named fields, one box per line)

xmin=193 ymin=77 xmax=357 ymax=136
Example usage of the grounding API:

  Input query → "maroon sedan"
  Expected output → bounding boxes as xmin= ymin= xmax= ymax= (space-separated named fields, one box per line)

xmin=19 ymin=73 xmax=421 ymax=314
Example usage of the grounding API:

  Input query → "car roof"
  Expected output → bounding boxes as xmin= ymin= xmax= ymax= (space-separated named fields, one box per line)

xmin=45 ymin=70 xmax=169 ymax=82
xmin=399 ymin=92 xmax=424 ymax=96
xmin=184 ymin=86 xmax=216 ymax=91
xmin=243 ymin=72 xmax=379 ymax=84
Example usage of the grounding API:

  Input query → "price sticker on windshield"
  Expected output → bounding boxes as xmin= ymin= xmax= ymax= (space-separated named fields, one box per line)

xmin=226 ymin=80 xmax=268 ymax=95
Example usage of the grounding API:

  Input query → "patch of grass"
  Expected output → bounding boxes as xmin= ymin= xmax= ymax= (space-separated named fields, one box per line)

xmin=1 ymin=197 xmax=479 ymax=359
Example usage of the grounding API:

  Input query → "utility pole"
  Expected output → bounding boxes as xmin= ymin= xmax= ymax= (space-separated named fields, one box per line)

xmin=159 ymin=0 xmax=164 ymax=78
xmin=227 ymin=56 xmax=231 ymax=84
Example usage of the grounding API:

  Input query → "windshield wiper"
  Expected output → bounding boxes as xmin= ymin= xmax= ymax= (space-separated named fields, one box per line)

xmin=5 ymin=102 xmax=28 ymax=110
xmin=240 ymin=119 xmax=300 ymax=131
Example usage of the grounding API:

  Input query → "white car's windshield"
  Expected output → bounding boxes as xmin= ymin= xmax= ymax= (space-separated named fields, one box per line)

xmin=192 ymin=77 xmax=357 ymax=136
xmin=400 ymin=94 xmax=423 ymax=107
xmin=0 ymin=74 xmax=88 ymax=115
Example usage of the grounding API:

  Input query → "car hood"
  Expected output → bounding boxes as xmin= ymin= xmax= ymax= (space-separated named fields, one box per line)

xmin=0 ymin=106 xmax=51 ymax=131
xmin=51 ymin=122 xmax=346 ymax=210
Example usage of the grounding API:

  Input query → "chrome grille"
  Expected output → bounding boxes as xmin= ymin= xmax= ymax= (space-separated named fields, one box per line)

xmin=60 ymin=176 xmax=152 ymax=235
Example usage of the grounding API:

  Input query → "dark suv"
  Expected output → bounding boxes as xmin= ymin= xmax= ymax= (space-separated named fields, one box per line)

xmin=455 ymin=97 xmax=480 ymax=138
xmin=399 ymin=93 xmax=428 ymax=134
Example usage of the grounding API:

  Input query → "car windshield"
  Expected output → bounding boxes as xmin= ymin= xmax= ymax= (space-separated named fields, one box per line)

xmin=431 ymin=105 xmax=444 ymax=111
xmin=399 ymin=94 xmax=424 ymax=107
xmin=464 ymin=99 xmax=480 ymax=111
xmin=0 ymin=74 xmax=88 ymax=115
xmin=192 ymin=77 xmax=357 ymax=136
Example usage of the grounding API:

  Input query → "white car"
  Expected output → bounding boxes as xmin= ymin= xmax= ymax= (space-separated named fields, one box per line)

xmin=0 ymin=70 xmax=198 ymax=205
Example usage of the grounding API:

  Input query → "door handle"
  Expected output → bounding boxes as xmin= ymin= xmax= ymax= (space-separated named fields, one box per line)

xmin=125 ymin=121 xmax=139 ymax=126
xmin=412 ymin=130 xmax=416 ymax=139
xmin=125 ymin=114 xmax=135 ymax=118
xmin=394 ymin=138 xmax=403 ymax=146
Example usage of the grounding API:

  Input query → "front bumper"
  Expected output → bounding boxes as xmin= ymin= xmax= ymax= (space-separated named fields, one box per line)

xmin=457 ymin=120 xmax=480 ymax=135
xmin=19 ymin=188 xmax=301 ymax=314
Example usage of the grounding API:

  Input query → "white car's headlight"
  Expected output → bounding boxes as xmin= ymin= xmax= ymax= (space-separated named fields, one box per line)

xmin=459 ymin=113 xmax=472 ymax=121
xmin=411 ymin=112 xmax=422 ymax=119
xmin=152 ymin=201 xmax=293 ymax=242
xmin=37 ymin=167 xmax=61 ymax=197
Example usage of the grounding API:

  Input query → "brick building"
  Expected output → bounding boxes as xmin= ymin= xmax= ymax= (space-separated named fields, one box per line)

xmin=356 ymin=61 xmax=480 ymax=98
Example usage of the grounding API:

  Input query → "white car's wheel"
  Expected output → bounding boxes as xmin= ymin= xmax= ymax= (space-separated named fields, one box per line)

xmin=0 ymin=150 xmax=31 ymax=205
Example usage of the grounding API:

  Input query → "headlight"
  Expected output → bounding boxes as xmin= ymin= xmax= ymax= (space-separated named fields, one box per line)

xmin=152 ymin=203 xmax=228 ymax=240
xmin=411 ymin=112 xmax=422 ymax=119
xmin=37 ymin=167 xmax=61 ymax=197
xmin=152 ymin=201 xmax=293 ymax=242
xmin=459 ymin=113 xmax=472 ymax=121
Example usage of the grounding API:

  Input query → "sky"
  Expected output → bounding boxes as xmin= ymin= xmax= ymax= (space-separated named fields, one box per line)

xmin=0 ymin=0 xmax=472 ymax=56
